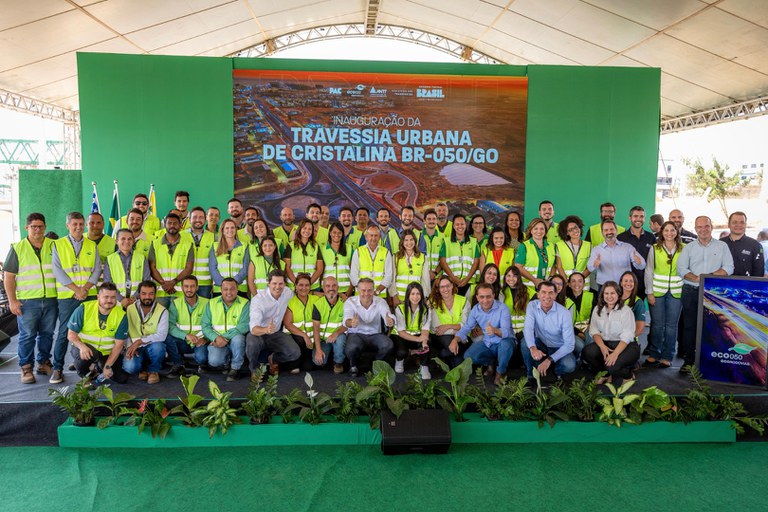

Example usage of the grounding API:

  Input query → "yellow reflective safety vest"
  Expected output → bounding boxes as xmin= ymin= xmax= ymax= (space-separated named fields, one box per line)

xmin=481 ymin=246 xmax=516 ymax=277
xmin=565 ymin=291 xmax=594 ymax=332
xmin=105 ymin=251 xmax=145 ymax=299
xmin=12 ymin=237 xmax=57 ymax=299
xmin=79 ymin=301 xmax=126 ymax=355
xmin=442 ymin=237 xmax=478 ymax=281
xmin=286 ymin=240 xmax=320 ymax=289
xmin=393 ymin=253 xmax=425 ymax=302
xmin=357 ymin=246 xmax=390 ymax=297
xmin=421 ymin=230 xmax=444 ymax=275
xmin=151 ymin=236 xmax=193 ymax=298
xmin=183 ymin=230 xmax=215 ymax=287
xmin=652 ymin=246 xmax=683 ymax=298
xmin=208 ymin=296 xmax=248 ymax=337
xmin=120 ymin=214 xmax=160 ymax=239
xmin=313 ymin=296 xmax=345 ymax=340
xmin=54 ymin=237 xmax=98 ymax=299
xmin=88 ymin=234 xmax=115 ymax=263
xmin=126 ymin=302 xmax=166 ymax=340
xmin=555 ymin=240 xmax=592 ymax=276
xmin=502 ymin=287 xmax=526 ymax=334
xmin=395 ymin=304 xmax=426 ymax=336
xmin=248 ymin=251 xmax=283 ymax=291
xmin=173 ymin=296 xmax=208 ymax=338
xmin=133 ymin=238 xmax=150 ymax=259
xmin=321 ymin=243 xmax=352 ymax=291
xmin=212 ymin=242 xmax=247 ymax=293
xmin=588 ymin=223 xmax=625 ymax=246
xmin=284 ymin=294 xmax=319 ymax=336
xmin=273 ymin=224 xmax=297 ymax=250
xmin=432 ymin=294 xmax=467 ymax=332
xmin=519 ymin=239 xmax=555 ymax=290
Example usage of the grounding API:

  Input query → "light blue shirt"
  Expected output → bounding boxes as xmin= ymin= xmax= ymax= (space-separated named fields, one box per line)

xmin=523 ymin=300 xmax=575 ymax=362
xmin=456 ymin=300 xmax=512 ymax=347
xmin=677 ymin=237 xmax=734 ymax=287
xmin=587 ymin=240 xmax=645 ymax=285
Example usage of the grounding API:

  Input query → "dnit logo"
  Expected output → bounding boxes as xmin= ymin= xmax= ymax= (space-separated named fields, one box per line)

xmin=416 ymin=87 xmax=445 ymax=99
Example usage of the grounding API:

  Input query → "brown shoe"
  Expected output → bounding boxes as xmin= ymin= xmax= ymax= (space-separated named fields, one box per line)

xmin=21 ymin=364 xmax=36 ymax=384
xmin=267 ymin=354 xmax=279 ymax=376
xmin=138 ymin=371 xmax=149 ymax=381
xmin=147 ymin=372 xmax=160 ymax=384
xmin=36 ymin=360 xmax=53 ymax=376
xmin=49 ymin=369 xmax=64 ymax=384
xmin=333 ymin=363 xmax=344 ymax=374
xmin=494 ymin=372 xmax=505 ymax=386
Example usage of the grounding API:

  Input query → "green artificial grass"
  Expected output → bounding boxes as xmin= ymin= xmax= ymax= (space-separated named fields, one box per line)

xmin=2 ymin=443 xmax=765 ymax=511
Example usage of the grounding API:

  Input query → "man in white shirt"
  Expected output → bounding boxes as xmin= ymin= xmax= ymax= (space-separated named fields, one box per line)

xmin=342 ymin=278 xmax=395 ymax=376
xmin=246 ymin=269 xmax=300 ymax=379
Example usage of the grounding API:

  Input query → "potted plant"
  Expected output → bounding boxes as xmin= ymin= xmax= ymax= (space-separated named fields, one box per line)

xmin=49 ymin=377 xmax=104 ymax=427
xmin=197 ymin=380 xmax=241 ymax=437
xmin=96 ymin=386 xmax=136 ymax=429
xmin=434 ymin=358 xmax=475 ymax=422
xmin=242 ymin=370 xmax=282 ymax=425
xmin=170 ymin=374 xmax=206 ymax=427
xmin=356 ymin=360 xmax=408 ymax=429
xmin=284 ymin=373 xmax=336 ymax=425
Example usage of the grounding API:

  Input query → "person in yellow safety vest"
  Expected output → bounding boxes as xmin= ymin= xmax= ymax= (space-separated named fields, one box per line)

xmin=347 ymin=207 xmax=370 ymax=248
xmin=203 ymin=278 xmax=250 ymax=381
xmin=585 ymin=202 xmax=626 ymax=246
xmin=469 ymin=214 xmax=489 ymax=255
xmin=439 ymin=215 xmax=480 ymax=296
xmin=238 ymin=206 xmax=260 ymax=245
xmin=206 ymin=206 xmax=220 ymax=236
xmin=435 ymin=202 xmax=453 ymax=237
xmin=398 ymin=206 xmax=421 ymax=245
xmin=501 ymin=266 xmax=530 ymax=341
xmin=226 ymin=197 xmax=245 ymax=230
xmin=3 ymin=212 xmax=57 ymax=384
xmin=103 ymin=228 xmax=150 ymax=309
xmin=319 ymin=205 xmax=331 ymax=230
xmin=392 ymin=282 xmax=432 ymax=380
xmin=479 ymin=227 xmax=516 ymax=279
xmin=428 ymin=275 xmax=470 ymax=367
xmin=122 ymin=281 xmax=169 ymax=384
xmin=247 ymin=236 xmax=283 ymax=297
xmin=165 ymin=275 xmax=209 ymax=376
xmin=66 ymin=282 xmax=129 ymax=384
xmin=514 ymin=218 xmax=556 ymax=297
xmin=174 ymin=190 xmax=191 ymax=230
xmin=338 ymin=206 xmax=357 ymax=247
xmin=642 ymin=221 xmax=684 ymax=369
xmin=148 ymin=212 xmax=194 ymax=307
xmin=350 ymin=225 xmax=393 ymax=298
xmin=86 ymin=212 xmax=116 ymax=266
xmin=376 ymin=208 xmax=400 ymax=254
xmin=125 ymin=208 xmax=151 ymax=259
xmin=419 ymin=209 xmax=445 ymax=282
xmin=283 ymin=218 xmax=324 ymax=290
xmin=210 ymin=219 xmax=250 ymax=295
xmin=390 ymin=230 xmax=430 ymax=307
xmin=311 ymin=276 xmax=348 ymax=374
xmin=50 ymin=211 xmax=101 ymax=384
xmin=273 ymin=207 xmax=297 ymax=250
xmin=538 ymin=200 xmax=561 ymax=244
xmin=115 ymin=194 xmax=161 ymax=239
xmin=321 ymin=223 xmax=353 ymax=299
xmin=306 ymin=203 xmax=329 ymax=246
xmin=181 ymin=206 xmax=215 ymax=298
xmin=249 ymin=219 xmax=282 ymax=256
xmin=555 ymin=215 xmax=592 ymax=280
xmin=283 ymin=273 xmax=319 ymax=372
xmin=564 ymin=271 xmax=595 ymax=357
xmin=504 ymin=211 xmax=524 ymax=251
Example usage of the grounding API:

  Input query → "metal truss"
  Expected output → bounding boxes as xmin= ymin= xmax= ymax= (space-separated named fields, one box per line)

xmin=0 ymin=88 xmax=78 ymax=124
xmin=661 ymin=95 xmax=768 ymax=134
xmin=365 ymin=0 xmax=381 ymax=35
xmin=0 ymin=139 xmax=67 ymax=166
xmin=232 ymin=23 xmax=500 ymax=64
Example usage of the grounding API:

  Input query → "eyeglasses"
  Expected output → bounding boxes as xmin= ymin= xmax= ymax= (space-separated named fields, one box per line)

xmin=28 ymin=224 xmax=46 ymax=230
xmin=134 ymin=201 xmax=148 ymax=206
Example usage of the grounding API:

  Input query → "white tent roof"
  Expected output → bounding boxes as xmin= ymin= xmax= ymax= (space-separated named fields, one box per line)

xmin=1 ymin=0 xmax=767 ymax=119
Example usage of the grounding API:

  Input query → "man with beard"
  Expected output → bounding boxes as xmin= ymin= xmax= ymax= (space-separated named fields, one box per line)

xmin=306 ymin=203 xmax=329 ymax=246
xmin=617 ymin=206 xmax=656 ymax=299
xmin=587 ymin=220 xmax=645 ymax=290
xmin=435 ymin=202 xmax=452 ymax=237
xmin=165 ymin=275 xmax=209 ymax=376
xmin=175 ymin=190 xmax=191 ymax=229
xmin=184 ymin=207 xmax=216 ymax=298
xmin=398 ymin=206 xmax=421 ymax=244
xmin=125 ymin=208 xmax=150 ymax=259
xmin=238 ymin=206 xmax=260 ymax=245
xmin=227 ymin=198 xmax=245 ymax=228
xmin=115 ymin=193 xmax=161 ymax=239
xmin=148 ymin=212 xmax=194 ymax=307
xmin=338 ymin=206 xmax=355 ymax=244
xmin=349 ymin=207 xmax=370 ymax=248
xmin=539 ymin=200 xmax=560 ymax=244
xmin=66 ymin=282 xmax=129 ymax=384
xmin=103 ymin=229 xmax=150 ymax=309
xmin=122 ymin=281 xmax=168 ymax=384
xmin=376 ymin=208 xmax=400 ymax=254
xmin=669 ymin=209 xmax=697 ymax=244
xmin=723 ymin=211 xmax=764 ymax=277
xmin=586 ymin=202 xmax=626 ymax=246
xmin=418 ymin=208 xmax=445 ymax=281
xmin=274 ymin=207 xmax=297 ymax=249
xmin=206 ymin=206 xmax=220 ymax=235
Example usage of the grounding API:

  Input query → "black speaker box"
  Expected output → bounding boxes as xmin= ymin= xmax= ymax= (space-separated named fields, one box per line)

xmin=380 ymin=409 xmax=452 ymax=455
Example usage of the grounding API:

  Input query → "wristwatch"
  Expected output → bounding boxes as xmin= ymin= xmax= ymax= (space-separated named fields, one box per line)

xmin=105 ymin=365 xmax=112 ymax=370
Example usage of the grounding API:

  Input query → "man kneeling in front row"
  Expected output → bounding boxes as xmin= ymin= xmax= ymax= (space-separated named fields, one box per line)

xmin=123 ymin=281 xmax=169 ymax=384
xmin=67 ymin=282 xmax=129 ymax=384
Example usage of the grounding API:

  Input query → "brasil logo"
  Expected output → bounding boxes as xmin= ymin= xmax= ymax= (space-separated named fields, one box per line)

xmin=728 ymin=344 xmax=757 ymax=355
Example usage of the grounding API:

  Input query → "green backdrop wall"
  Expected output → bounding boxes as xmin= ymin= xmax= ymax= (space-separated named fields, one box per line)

xmin=18 ymin=169 xmax=82 ymax=236
xmin=78 ymin=53 xmax=660 ymax=228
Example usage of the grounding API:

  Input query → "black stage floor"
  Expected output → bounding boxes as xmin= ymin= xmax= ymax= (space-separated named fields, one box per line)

xmin=2 ymin=330 xmax=767 ymax=446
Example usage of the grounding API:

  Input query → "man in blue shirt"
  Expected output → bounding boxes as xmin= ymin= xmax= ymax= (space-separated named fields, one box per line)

xmin=522 ymin=281 xmax=577 ymax=384
xmin=449 ymin=283 xmax=515 ymax=385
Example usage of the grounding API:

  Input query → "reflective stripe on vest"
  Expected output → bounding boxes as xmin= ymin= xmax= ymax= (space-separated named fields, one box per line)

xmin=186 ymin=231 xmax=214 ymax=286
xmin=520 ymin=239 xmax=555 ymax=289
xmin=13 ymin=238 xmax=57 ymax=299
xmin=314 ymin=296 xmax=345 ymax=340
xmin=79 ymin=301 xmax=126 ymax=355
xmin=357 ymin=246 xmax=389 ymax=297
xmin=173 ymin=295 xmax=208 ymax=337
xmin=555 ymin=240 xmax=591 ymax=276
xmin=152 ymin=237 xmax=193 ymax=297
xmin=482 ymin=246 xmax=516 ymax=277
xmin=394 ymin=253 xmax=425 ymax=301
xmin=288 ymin=241 xmax=320 ymax=287
xmin=208 ymin=296 xmax=248 ymax=335
xmin=213 ymin=243 xmax=247 ymax=293
xmin=565 ymin=291 xmax=594 ymax=331
xmin=105 ymin=251 xmax=146 ymax=299
xmin=249 ymin=249 xmax=283 ymax=290
xmin=284 ymin=295 xmax=318 ymax=336
xmin=54 ymin=237 xmax=97 ymax=299
xmin=396 ymin=304 xmax=425 ymax=336
xmin=126 ymin=302 xmax=166 ymax=340
xmin=421 ymin=231 xmax=444 ymax=273
xmin=652 ymin=246 xmax=683 ymax=298
xmin=433 ymin=294 xmax=467 ymax=328
xmin=321 ymin=244 xmax=352 ymax=290
xmin=502 ymin=288 xmax=526 ymax=333
xmin=443 ymin=238 xmax=477 ymax=280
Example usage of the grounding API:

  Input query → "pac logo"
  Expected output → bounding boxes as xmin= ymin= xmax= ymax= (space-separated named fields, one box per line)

xmin=328 ymin=88 xmax=342 ymax=95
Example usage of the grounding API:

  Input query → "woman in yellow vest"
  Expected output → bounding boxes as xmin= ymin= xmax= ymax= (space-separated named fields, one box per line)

xmin=514 ymin=218 xmax=556 ymax=296
xmin=501 ymin=266 xmax=529 ymax=341
xmin=283 ymin=219 xmax=324 ymax=291
xmin=283 ymin=273 xmax=319 ymax=372
xmin=642 ymin=221 xmax=683 ymax=369
xmin=620 ymin=271 xmax=647 ymax=341
xmin=469 ymin=214 xmax=489 ymax=253
xmin=247 ymin=236 xmax=283 ymax=297
xmin=209 ymin=219 xmax=249 ymax=296
xmin=321 ymin=222 xmax=353 ymax=299
xmin=565 ymin=271 xmax=595 ymax=356
xmin=467 ymin=263 xmax=501 ymax=305
xmin=439 ymin=215 xmax=480 ymax=296
xmin=504 ymin=211 xmax=524 ymax=251
xmin=555 ymin=215 xmax=592 ymax=279
xmin=480 ymin=227 xmax=516 ymax=279
xmin=393 ymin=282 xmax=432 ymax=380
xmin=429 ymin=275 xmax=470 ymax=366
xmin=390 ymin=230 xmax=430 ymax=307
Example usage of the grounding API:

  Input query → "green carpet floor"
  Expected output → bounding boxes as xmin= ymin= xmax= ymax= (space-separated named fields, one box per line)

xmin=2 ymin=443 xmax=765 ymax=511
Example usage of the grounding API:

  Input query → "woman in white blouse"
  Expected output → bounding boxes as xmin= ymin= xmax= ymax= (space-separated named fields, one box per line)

xmin=581 ymin=281 xmax=640 ymax=385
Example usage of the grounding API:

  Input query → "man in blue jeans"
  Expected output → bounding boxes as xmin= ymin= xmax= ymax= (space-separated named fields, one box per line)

xmin=3 ymin=213 xmax=58 ymax=384
xmin=522 ymin=281 xmax=577 ymax=385
xmin=450 ymin=282 xmax=515 ymax=385
xmin=122 ymin=281 xmax=169 ymax=384
xmin=165 ymin=275 xmax=209 ymax=376
xmin=202 ymin=278 xmax=250 ymax=381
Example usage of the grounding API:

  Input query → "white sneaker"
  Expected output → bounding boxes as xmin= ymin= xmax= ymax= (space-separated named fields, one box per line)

xmin=420 ymin=365 xmax=432 ymax=380
xmin=395 ymin=359 xmax=405 ymax=373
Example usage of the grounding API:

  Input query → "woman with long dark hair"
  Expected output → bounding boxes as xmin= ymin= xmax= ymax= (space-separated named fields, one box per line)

xmin=393 ymin=282 xmax=432 ymax=380
xmin=283 ymin=218 xmax=324 ymax=290
xmin=209 ymin=218 xmax=249 ymax=296
xmin=247 ymin=235 xmax=282 ymax=297
xmin=504 ymin=210 xmax=524 ymax=250
xmin=501 ymin=266 xmax=529 ymax=339
xmin=321 ymin=222 xmax=353 ymax=299
xmin=429 ymin=275 xmax=470 ymax=367
xmin=390 ymin=229 xmax=430 ymax=307
xmin=439 ymin=214 xmax=480 ymax=296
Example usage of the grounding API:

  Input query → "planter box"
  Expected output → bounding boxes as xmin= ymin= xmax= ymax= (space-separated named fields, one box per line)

xmin=58 ymin=416 xmax=382 ymax=448
xmin=451 ymin=413 xmax=735 ymax=443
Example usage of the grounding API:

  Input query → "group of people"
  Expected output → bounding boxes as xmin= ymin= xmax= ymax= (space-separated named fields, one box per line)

xmin=5 ymin=189 xmax=762 ymax=387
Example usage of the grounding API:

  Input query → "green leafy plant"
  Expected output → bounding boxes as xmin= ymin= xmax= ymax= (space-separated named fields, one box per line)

xmin=470 ymin=369 xmax=534 ymax=421
xmin=198 ymin=380 xmax=241 ymax=437
xmin=334 ymin=380 xmax=364 ymax=423
xmin=280 ymin=388 xmax=302 ymax=424
xmin=242 ymin=368 xmax=281 ymax=425
xmin=49 ymin=377 xmax=104 ymax=426
xmin=562 ymin=373 xmax=603 ymax=422
xmin=627 ymin=386 xmax=673 ymax=424
xmin=596 ymin=379 xmax=641 ymax=427
xmin=96 ymin=386 xmax=136 ymax=429
xmin=357 ymin=360 xmax=408 ymax=421
xmin=403 ymin=372 xmax=438 ymax=410
xmin=134 ymin=399 xmax=173 ymax=439
xmin=169 ymin=374 xmax=206 ymax=427
xmin=284 ymin=373 xmax=336 ymax=425
xmin=434 ymin=358 xmax=475 ymax=422
xmin=529 ymin=368 xmax=569 ymax=428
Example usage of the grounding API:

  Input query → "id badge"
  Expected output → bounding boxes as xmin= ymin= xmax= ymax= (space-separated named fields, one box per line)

xmin=72 ymin=263 xmax=80 ymax=273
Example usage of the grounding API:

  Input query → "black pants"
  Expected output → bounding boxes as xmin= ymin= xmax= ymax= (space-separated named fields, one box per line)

xmin=582 ymin=339 xmax=640 ymax=384
xmin=292 ymin=334 xmax=315 ymax=371
xmin=680 ymin=284 xmax=699 ymax=366
xmin=430 ymin=334 xmax=465 ymax=367
xmin=393 ymin=335 xmax=430 ymax=366
xmin=70 ymin=344 xmax=128 ymax=384
xmin=245 ymin=332 xmax=301 ymax=372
